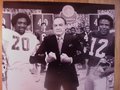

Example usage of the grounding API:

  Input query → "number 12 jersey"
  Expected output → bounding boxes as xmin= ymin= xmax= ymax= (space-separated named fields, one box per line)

xmin=88 ymin=31 xmax=114 ymax=66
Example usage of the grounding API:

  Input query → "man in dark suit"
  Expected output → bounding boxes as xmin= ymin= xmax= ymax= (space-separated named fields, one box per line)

xmin=30 ymin=17 xmax=84 ymax=90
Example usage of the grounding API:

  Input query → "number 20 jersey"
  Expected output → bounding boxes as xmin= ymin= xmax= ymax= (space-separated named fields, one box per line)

xmin=2 ymin=28 xmax=39 ymax=69
xmin=87 ymin=31 xmax=115 ymax=66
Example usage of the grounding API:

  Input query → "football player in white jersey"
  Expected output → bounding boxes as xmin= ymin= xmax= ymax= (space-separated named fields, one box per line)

xmin=2 ymin=13 xmax=40 ymax=90
xmin=85 ymin=15 xmax=115 ymax=90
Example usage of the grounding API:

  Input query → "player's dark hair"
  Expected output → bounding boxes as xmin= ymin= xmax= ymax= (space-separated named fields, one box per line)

xmin=54 ymin=16 xmax=67 ymax=25
xmin=97 ymin=15 xmax=114 ymax=29
xmin=11 ymin=13 xmax=31 ymax=26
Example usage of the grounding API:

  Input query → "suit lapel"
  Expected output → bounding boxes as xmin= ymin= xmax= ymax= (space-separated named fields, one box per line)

xmin=52 ymin=35 xmax=60 ymax=53
xmin=61 ymin=34 xmax=69 ymax=53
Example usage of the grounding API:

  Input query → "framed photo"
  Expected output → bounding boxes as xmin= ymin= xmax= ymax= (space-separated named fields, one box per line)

xmin=2 ymin=1 xmax=115 ymax=90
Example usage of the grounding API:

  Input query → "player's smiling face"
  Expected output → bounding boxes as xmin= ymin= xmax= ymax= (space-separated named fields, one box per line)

xmin=53 ymin=18 xmax=66 ymax=37
xmin=15 ymin=18 xmax=28 ymax=35
xmin=99 ymin=19 xmax=110 ymax=35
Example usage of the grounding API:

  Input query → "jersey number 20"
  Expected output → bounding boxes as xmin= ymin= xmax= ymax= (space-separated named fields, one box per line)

xmin=12 ymin=35 xmax=29 ymax=51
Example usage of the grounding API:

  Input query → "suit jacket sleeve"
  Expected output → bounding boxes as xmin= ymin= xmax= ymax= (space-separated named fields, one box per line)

xmin=30 ymin=37 xmax=47 ymax=64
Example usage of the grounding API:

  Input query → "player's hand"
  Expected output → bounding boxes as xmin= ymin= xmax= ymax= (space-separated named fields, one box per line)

xmin=45 ymin=52 xmax=56 ymax=63
xmin=30 ymin=56 xmax=36 ymax=64
xmin=100 ymin=58 xmax=107 ymax=63
xmin=60 ymin=53 xmax=73 ymax=63
xmin=99 ymin=67 xmax=114 ymax=78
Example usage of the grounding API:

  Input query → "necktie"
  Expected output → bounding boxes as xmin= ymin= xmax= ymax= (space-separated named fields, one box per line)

xmin=57 ymin=37 xmax=63 ymax=53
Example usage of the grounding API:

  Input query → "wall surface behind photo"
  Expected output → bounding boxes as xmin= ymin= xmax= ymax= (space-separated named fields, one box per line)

xmin=0 ymin=0 xmax=120 ymax=90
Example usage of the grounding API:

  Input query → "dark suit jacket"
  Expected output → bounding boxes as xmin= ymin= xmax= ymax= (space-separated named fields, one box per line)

xmin=30 ymin=34 xmax=84 ymax=88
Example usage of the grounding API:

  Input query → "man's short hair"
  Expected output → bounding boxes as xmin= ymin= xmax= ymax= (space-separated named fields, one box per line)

xmin=11 ymin=13 xmax=31 ymax=26
xmin=97 ymin=15 xmax=114 ymax=29
xmin=54 ymin=16 xmax=67 ymax=25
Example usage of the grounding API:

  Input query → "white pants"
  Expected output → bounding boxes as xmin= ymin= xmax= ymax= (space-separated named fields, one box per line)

xmin=7 ymin=64 xmax=41 ymax=90
xmin=85 ymin=66 xmax=107 ymax=90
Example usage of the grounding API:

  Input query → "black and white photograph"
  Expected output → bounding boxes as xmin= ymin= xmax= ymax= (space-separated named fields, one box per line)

xmin=2 ymin=1 xmax=115 ymax=90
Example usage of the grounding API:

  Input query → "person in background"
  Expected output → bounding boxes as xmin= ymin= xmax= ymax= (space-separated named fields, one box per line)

xmin=70 ymin=27 xmax=76 ymax=36
xmin=35 ymin=22 xmax=47 ymax=40
xmin=70 ymin=26 xmax=88 ymax=69
xmin=34 ymin=22 xmax=47 ymax=74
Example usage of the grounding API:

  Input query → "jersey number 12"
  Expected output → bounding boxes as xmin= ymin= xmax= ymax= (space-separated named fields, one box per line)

xmin=89 ymin=37 xmax=108 ymax=58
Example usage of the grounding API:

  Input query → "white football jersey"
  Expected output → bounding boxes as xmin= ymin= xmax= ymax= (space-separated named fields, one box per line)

xmin=2 ymin=28 xmax=39 ymax=69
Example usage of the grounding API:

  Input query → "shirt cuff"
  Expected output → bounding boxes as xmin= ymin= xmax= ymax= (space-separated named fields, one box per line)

xmin=45 ymin=53 xmax=49 ymax=63
xmin=70 ymin=57 xmax=73 ymax=64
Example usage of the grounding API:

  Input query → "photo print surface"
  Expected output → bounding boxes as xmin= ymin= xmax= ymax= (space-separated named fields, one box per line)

xmin=2 ymin=1 xmax=115 ymax=90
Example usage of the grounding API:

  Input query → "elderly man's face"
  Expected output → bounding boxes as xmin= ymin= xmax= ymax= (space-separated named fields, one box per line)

xmin=53 ymin=18 xmax=66 ymax=36
xmin=14 ymin=18 xmax=28 ymax=35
